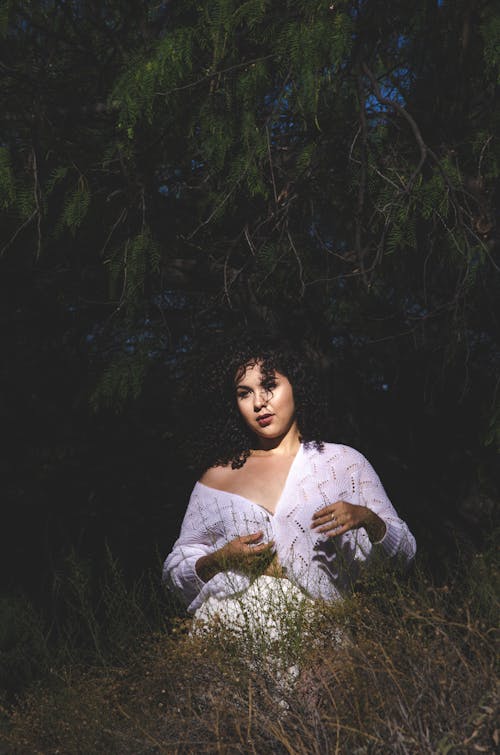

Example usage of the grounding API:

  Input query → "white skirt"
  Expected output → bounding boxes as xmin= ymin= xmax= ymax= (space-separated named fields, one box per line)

xmin=192 ymin=575 xmax=315 ymax=645
xmin=191 ymin=575 xmax=345 ymax=708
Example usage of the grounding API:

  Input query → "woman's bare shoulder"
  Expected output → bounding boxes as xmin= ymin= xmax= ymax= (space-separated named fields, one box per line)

xmin=199 ymin=463 xmax=235 ymax=487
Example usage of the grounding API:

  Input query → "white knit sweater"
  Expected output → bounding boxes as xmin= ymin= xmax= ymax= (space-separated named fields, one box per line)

xmin=163 ymin=442 xmax=416 ymax=613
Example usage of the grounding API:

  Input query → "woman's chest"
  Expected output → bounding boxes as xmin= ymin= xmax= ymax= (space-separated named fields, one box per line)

xmin=215 ymin=454 xmax=298 ymax=514
xmin=276 ymin=463 xmax=362 ymax=526
xmin=199 ymin=459 xmax=360 ymax=536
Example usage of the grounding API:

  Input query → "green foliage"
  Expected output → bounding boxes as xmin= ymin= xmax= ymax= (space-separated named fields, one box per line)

xmin=13 ymin=181 xmax=36 ymax=220
xmin=0 ymin=0 xmax=498 ymax=499
xmin=296 ymin=142 xmax=316 ymax=174
xmin=0 ymin=147 xmax=15 ymax=209
xmin=2 ymin=540 xmax=498 ymax=752
xmin=90 ymin=350 xmax=149 ymax=413
xmin=107 ymin=230 xmax=161 ymax=316
xmin=45 ymin=166 xmax=69 ymax=197
xmin=481 ymin=13 xmax=500 ymax=81
xmin=113 ymin=26 xmax=196 ymax=136
xmin=418 ymin=172 xmax=446 ymax=220
xmin=0 ymin=596 xmax=49 ymax=699
xmin=3 ymin=1 xmax=497 ymax=325
xmin=484 ymin=401 xmax=500 ymax=450
xmin=59 ymin=179 xmax=90 ymax=236
xmin=0 ymin=0 xmax=10 ymax=37
xmin=0 ymin=549 xmax=170 ymax=701
xmin=232 ymin=0 xmax=268 ymax=30
xmin=50 ymin=548 xmax=168 ymax=665
xmin=125 ymin=231 xmax=161 ymax=301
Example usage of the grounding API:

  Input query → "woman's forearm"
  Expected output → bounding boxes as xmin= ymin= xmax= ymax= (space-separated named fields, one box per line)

xmin=195 ymin=534 xmax=276 ymax=582
xmin=363 ymin=509 xmax=387 ymax=543
xmin=195 ymin=551 xmax=222 ymax=582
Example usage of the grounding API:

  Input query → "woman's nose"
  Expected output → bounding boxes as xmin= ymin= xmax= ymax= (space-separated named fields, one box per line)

xmin=253 ymin=389 xmax=268 ymax=410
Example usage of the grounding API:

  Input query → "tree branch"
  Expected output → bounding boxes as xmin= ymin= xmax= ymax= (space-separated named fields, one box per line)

xmin=362 ymin=62 xmax=427 ymax=192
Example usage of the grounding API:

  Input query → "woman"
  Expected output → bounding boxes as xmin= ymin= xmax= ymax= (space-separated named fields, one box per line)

xmin=163 ymin=339 xmax=416 ymax=638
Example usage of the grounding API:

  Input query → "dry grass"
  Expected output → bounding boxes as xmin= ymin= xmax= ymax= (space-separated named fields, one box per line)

xmin=1 ymin=550 xmax=498 ymax=754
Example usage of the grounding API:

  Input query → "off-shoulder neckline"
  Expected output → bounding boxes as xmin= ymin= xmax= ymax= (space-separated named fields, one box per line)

xmin=195 ymin=443 xmax=304 ymax=517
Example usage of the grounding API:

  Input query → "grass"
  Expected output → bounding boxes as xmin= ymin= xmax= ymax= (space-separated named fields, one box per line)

xmin=0 ymin=539 xmax=498 ymax=754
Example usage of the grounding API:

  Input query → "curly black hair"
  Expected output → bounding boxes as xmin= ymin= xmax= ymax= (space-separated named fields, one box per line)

xmin=181 ymin=333 xmax=327 ymax=473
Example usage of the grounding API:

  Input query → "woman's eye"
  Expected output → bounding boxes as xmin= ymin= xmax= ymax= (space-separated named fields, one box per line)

xmin=263 ymin=380 xmax=277 ymax=391
xmin=237 ymin=390 xmax=250 ymax=399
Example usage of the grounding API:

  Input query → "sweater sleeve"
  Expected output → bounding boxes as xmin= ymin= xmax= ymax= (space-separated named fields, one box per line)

xmin=356 ymin=452 xmax=416 ymax=566
xmin=162 ymin=488 xmax=214 ymax=608
xmin=163 ymin=486 xmax=254 ymax=613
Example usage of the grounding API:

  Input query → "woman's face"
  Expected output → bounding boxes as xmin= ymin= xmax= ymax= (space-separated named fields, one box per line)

xmin=235 ymin=361 xmax=297 ymax=443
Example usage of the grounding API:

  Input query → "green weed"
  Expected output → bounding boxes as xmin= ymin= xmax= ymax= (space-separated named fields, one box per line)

xmin=1 ymin=541 xmax=498 ymax=754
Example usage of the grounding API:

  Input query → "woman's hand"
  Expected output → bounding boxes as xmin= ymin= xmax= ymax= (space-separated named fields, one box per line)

xmin=311 ymin=501 xmax=386 ymax=543
xmin=195 ymin=531 xmax=275 ymax=582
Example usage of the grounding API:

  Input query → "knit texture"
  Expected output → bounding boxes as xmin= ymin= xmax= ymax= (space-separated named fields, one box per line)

xmin=163 ymin=442 xmax=416 ymax=613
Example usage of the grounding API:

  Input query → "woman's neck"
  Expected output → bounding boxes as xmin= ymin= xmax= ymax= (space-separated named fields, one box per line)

xmin=252 ymin=423 xmax=301 ymax=456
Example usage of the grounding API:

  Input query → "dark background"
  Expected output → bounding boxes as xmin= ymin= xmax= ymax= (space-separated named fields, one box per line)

xmin=1 ymin=0 xmax=498 ymax=608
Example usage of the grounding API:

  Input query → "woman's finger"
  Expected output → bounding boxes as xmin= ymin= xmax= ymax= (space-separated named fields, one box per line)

xmin=323 ymin=522 xmax=351 ymax=538
xmin=311 ymin=502 xmax=344 ymax=523
xmin=240 ymin=531 xmax=263 ymax=544
xmin=249 ymin=540 xmax=274 ymax=552
xmin=310 ymin=510 xmax=338 ymax=529
xmin=317 ymin=521 xmax=344 ymax=534
xmin=312 ymin=505 xmax=334 ymax=520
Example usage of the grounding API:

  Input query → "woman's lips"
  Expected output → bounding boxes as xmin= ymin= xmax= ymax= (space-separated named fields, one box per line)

xmin=257 ymin=414 xmax=273 ymax=427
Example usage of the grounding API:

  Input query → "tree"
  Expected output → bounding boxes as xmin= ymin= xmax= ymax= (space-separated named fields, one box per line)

xmin=1 ymin=1 xmax=498 ymax=588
